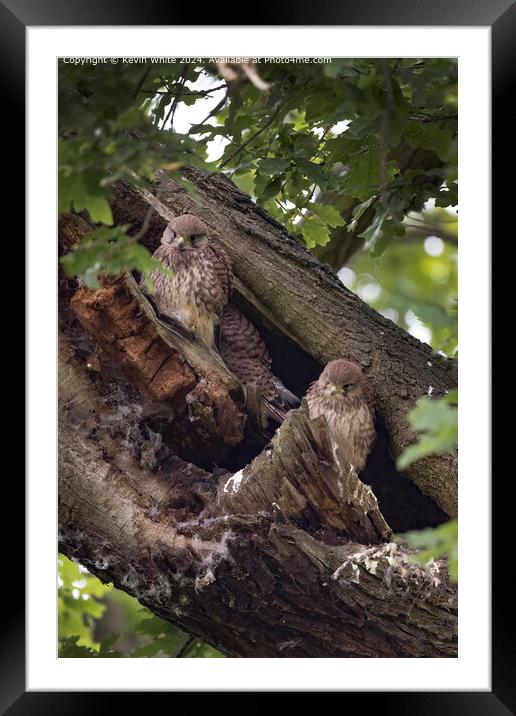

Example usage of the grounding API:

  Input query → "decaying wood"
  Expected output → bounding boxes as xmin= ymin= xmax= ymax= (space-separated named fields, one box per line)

xmin=58 ymin=165 xmax=458 ymax=658
xmin=218 ymin=409 xmax=391 ymax=544
xmin=71 ymin=277 xmax=197 ymax=403
xmin=59 ymin=338 xmax=457 ymax=658
xmin=69 ymin=276 xmax=244 ymax=463
xmin=60 ymin=212 xmax=246 ymax=462
xmin=108 ymin=168 xmax=458 ymax=517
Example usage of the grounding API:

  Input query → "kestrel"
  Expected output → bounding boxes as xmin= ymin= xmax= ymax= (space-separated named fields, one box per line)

xmin=220 ymin=304 xmax=300 ymax=422
xmin=147 ymin=215 xmax=232 ymax=348
xmin=306 ymin=359 xmax=376 ymax=472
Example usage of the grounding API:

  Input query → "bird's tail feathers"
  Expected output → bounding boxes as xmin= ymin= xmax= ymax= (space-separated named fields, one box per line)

xmin=265 ymin=378 xmax=301 ymax=423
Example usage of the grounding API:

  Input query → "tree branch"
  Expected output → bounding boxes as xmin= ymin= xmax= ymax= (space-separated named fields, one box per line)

xmin=109 ymin=168 xmax=457 ymax=517
xmin=58 ymin=338 xmax=457 ymax=658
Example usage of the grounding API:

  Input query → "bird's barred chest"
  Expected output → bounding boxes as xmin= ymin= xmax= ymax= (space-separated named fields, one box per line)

xmin=151 ymin=248 xmax=223 ymax=346
xmin=307 ymin=395 xmax=376 ymax=471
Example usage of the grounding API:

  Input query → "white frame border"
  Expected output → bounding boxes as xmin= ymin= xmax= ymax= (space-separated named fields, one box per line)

xmin=27 ymin=26 xmax=490 ymax=691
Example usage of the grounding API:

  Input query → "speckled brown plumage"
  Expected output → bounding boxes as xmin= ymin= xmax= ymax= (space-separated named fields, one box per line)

xmin=147 ymin=215 xmax=232 ymax=348
xmin=306 ymin=359 xmax=376 ymax=472
xmin=220 ymin=304 xmax=299 ymax=422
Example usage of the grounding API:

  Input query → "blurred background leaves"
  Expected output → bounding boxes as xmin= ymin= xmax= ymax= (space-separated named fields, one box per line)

xmin=58 ymin=56 xmax=459 ymax=649
xmin=399 ymin=519 xmax=458 ymax=582
xmin=59 ymin=58 xmax=458 ymax=346
xmin=58 ymin=554 xmax=221 ymax=658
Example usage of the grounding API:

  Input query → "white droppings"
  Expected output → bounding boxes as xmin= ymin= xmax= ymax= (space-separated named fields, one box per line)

xmin=427 ymin=361 xmax=432 ymax=367
xmin=195 ymin=568 xmax=215 ymax=593
xmin=427 ymin=385 xmax=434 ymax=396
xmin=94 ymin=558 xmax=110 ymax=570
xmin=278 ymin=638 xmax=302 ymax=651
xmin=223 ymin=469 xmax=244 ymax=493
xmin=363 ymin=556 xmax=379 ymax=575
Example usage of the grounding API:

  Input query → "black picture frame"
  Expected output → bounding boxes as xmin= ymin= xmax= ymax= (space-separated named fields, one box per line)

xmin=7 ymin=0 xmax=511 ymax=710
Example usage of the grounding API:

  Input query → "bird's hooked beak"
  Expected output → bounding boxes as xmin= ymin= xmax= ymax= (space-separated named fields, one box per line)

xmin=329 ymin=383 xmax=343 ymax=397
xmin=176 ymin=235 xmax=186 ymax=250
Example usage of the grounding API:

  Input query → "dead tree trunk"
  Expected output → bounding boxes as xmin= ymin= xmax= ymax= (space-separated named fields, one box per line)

xmin=58 ymin=166 xmax=458 ymax=658
xmin=110 ymin=167 xmax=458 ymax=517
xmin=59 ymin=336 xmax=456 ymax=658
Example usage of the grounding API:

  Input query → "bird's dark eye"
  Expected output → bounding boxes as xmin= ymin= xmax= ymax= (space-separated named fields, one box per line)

xmin=191 ymin=234 xmax=205 ymax=245
xmin=343 ymin=383 xmax=352 ymax=390
xmin=169 ymin=229 xmax=177 ymax=239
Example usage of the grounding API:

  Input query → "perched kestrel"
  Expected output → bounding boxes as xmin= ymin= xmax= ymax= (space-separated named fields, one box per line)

xmin=306 ymin=359 xmax=376 ymax=472
xmin=147 ymin=215 xmax=232 ymax=348
xmin=220 ymin=304 xmax=300 ymax=422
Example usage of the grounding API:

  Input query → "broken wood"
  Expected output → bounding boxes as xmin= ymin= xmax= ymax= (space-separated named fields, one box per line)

xmin=108 ymin=168 xmax=458 ymax=517
xmin=57 ymin=165 xmax=458 ymax=658
xmin=59 ymin=338 xmax=457 ymax=658
xmin=69 ymin=277 xmax=245 ymax=463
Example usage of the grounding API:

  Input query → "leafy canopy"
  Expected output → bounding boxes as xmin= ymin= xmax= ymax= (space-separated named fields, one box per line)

xmin=59 ymin=58 xmax=457 ymax=283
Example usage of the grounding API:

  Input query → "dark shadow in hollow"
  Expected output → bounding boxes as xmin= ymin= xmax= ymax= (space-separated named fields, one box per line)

xmin=360 ymin=413 xmax=449 ymax=532
xmin=219 ymin=300 xmax=450 ymax=533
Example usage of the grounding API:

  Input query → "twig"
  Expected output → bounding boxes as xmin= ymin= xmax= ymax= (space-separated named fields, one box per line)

xmin=134 ymin=66 xmax=151 ymax=99
xmin=163 ymin=67 xmax=188 ymax=131
xmin=298 ymin=123 xmax=333 ymax=211
xmin=219 ymin=103 xmax=284 ymax=169
xmin=403 ymin=222 xmax=458 ymax=244
xmin=131 ymin=187 xmax=164 ymax=242
xmin=188 ymin=90 xmax=229 ymax=135
xmin=174 ymin=635 xmax=195 ymax=658
xmin=219 ymin=80 xmax=309 ymax=169
xmin=378 ymin=60 xmax=397 ymax=214
xmin=143 ymin=84 xmax=227 ymax=97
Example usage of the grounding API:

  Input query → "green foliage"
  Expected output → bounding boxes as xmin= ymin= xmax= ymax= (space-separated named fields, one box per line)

xmin=58 ymin=59 xmax=459 ymax=641
xmin=58 ymin=554 xmax=222 ymax=658
xmin=130 ymin=614 xmax=223 ymax=658
xmin=347 ymin=206 xmax=457 ymax=355
xmin=218 ymin=57 xmax=457 ymax=250
xmin=58 ymin=555 xmax=112 ymax=650
xmin=59 ymin=57 xmax=457 ymax=279
xmin=400 ymin=519 xmax=458 ymax=581
xmin=59 ymin=634 xmax=125 ymax=658
xmin=58 ymin=61 xmax=212 ymax=280
xmin=60 ymin=225 xmax=169 ymax=289
xmin=131 ymin=613 xmax=188 ymax=657
xmin=397 ymin=390 xmax=457 ymax=470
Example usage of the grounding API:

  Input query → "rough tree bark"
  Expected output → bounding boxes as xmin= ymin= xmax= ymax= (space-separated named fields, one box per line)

xmin=58 ymin=166 xmax=458 ymax=658
xmin=59 ymin=337 xmax=457 ymax=658
xmin=110 ymin=167 xmax=458 ymax=517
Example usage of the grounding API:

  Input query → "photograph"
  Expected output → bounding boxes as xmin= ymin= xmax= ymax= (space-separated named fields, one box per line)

xmin=57 ymin=55 xmax=459 ymax=659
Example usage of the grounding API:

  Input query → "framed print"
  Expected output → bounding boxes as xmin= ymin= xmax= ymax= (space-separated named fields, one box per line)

xmin=5 ymin=0 xmax=511 ymax=708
